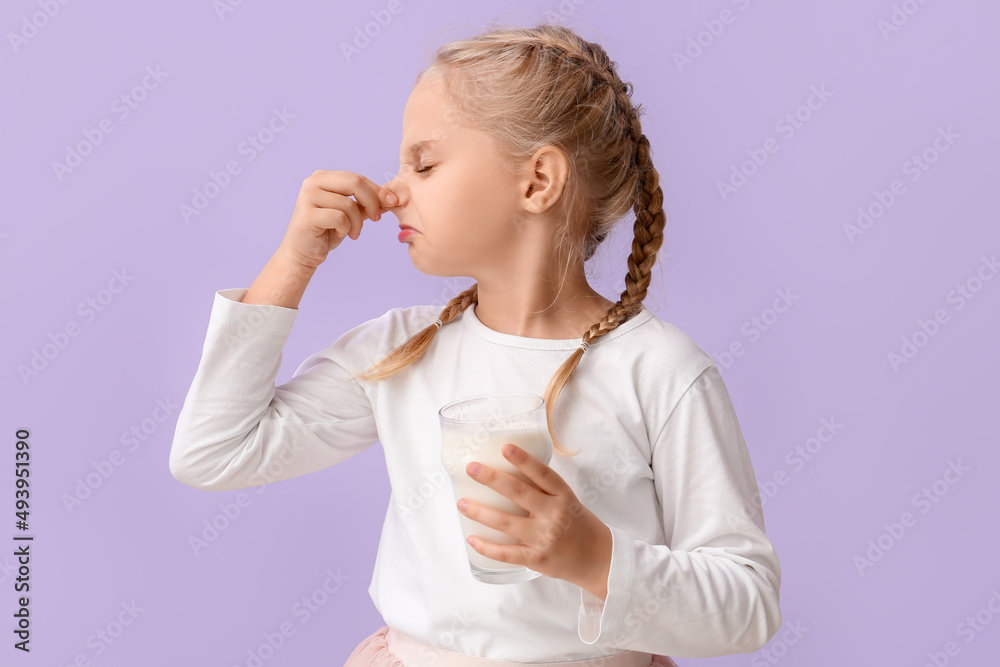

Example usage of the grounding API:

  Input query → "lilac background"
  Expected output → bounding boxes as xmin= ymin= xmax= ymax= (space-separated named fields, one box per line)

xmin=2 ymin=0 xmax=998 ymax=665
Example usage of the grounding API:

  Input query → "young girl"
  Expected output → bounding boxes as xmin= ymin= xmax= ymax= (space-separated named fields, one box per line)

xmin=169 ymin=22 xmax=781 ymax=667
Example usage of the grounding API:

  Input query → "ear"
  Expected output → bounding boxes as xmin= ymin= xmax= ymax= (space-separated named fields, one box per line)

xmin=523 ymin=145 xmax=569 ymax=214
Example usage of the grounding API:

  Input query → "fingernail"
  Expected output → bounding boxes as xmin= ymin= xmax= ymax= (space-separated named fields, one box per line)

xmin=385 ymin=192 xmax=398 ymax=206
xmin=468 ymin=462 xmax=482 ymax=475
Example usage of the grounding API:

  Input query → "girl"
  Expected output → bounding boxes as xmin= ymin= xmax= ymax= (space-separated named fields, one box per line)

xmin=169 ymin=22 xmax=781 ymax=666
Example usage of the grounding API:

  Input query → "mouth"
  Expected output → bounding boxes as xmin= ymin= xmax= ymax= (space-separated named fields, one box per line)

xmin=397 ymin=226 xmax=419 ymax=243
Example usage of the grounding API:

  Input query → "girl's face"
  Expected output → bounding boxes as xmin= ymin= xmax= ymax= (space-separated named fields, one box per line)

xmin=381 ymin=75 xmax=530 ymax=278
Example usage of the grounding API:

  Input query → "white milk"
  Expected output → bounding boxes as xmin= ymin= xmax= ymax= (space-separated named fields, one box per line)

xmin=441 ymin=424 xmax=553 ymax=572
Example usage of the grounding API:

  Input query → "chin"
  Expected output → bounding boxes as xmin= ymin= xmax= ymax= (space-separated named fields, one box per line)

xmin=408 ymin=256 xmax=465 ymax=280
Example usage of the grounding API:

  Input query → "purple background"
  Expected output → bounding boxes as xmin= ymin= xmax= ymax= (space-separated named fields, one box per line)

xmin=2 ymin=0 xmax=999 ymax=665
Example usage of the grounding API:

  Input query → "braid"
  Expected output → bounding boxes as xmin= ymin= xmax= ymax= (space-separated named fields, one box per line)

xmin=526 ymin=31 xmax=667 ymax=455
xmin=349 ymin=284 xmax=477 ymax=383
xmin=574 ymin=40 xmax=667 ymax=341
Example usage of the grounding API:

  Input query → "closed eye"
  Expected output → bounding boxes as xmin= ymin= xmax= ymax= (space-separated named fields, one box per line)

xmin=414 ymin=164 xmax=434 ymax=174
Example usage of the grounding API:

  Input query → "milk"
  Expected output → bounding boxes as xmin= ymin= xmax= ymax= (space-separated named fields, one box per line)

xmin=440 ymin=422 xmax=553 ymax=573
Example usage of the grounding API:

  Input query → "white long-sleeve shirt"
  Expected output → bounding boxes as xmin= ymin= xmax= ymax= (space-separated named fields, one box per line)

xmin=169 ymin=288 xmax=782 ymax=662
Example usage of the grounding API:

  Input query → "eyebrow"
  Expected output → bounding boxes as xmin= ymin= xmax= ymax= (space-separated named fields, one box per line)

xmin=401 ymin=139 xmax=440 ymax=163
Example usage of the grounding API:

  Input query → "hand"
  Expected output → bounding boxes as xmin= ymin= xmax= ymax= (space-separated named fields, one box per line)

xmin=281 ymin=169 xmax=392 ymax=268
xmin=458 ymin=444 xmax=613 ymax=598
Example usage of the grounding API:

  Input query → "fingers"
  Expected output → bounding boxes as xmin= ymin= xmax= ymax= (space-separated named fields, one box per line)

xmin=308 ymin=170 xmax=385 ymax=222
xmin=352 ymin=173 xmax=388 ymax=222
xmin=352 ymin=174 xmax=385 ymax=222
xmin=302 ymin=189 xmax=364 ymax=239
xmin=457 ymin=498 xmax=531 ymax=543
xmin=499 ymin=445 xmax=563 ymax=496
xmin=466 ymin=463 xmax=547 ymax=514
xmin=370 ymin=187 xmax=397 ymax=222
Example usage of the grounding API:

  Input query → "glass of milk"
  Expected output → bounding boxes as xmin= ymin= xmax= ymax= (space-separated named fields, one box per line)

xmin=438 ymin=393 xmax=554 ymax=585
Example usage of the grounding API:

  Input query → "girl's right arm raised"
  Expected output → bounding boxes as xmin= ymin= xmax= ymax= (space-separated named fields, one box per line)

xmin=168 ymin=170 xmax=391 ymax=491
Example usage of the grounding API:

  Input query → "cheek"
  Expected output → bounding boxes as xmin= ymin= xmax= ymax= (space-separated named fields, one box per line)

xmin=422 ymin=179 xmax=473 ymax=229
xmin=448 ymin=172 xmax=512 ymax=226
xmin=413 ymin=168 xmax=514 ymax=243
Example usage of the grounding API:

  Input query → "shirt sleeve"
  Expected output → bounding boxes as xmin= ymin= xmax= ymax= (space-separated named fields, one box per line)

xmin=577 ymin=364 xmax=782 ymax=658
xmin=168 ymin=288 xmax=381 ymax=491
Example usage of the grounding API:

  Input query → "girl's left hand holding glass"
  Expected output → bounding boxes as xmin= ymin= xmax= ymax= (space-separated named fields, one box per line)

xmin=458 ymin=443 xmax=614 ymax=599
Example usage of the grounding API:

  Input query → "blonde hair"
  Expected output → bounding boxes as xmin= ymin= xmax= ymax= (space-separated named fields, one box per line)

xmin=350 ymin=22 xmax=667 ymax=457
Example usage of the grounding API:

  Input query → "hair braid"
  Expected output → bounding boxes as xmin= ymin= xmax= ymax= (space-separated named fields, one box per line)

xmin=349 ymin=284 xmax=477 ymax=382
xmin=537 ymin=42 xmax=667 ymax=456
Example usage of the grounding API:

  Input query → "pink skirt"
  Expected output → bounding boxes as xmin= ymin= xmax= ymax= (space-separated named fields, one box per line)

xmin=343 ymin=625 xmax=679 ymax=666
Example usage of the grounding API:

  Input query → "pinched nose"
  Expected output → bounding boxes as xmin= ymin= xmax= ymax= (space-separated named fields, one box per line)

xmin=376 ymin=182 xmax=399 ymax=211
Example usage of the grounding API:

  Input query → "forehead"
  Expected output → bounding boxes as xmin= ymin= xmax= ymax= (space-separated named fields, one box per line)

xmin=399 ymin=77 xmax=456 ymax=155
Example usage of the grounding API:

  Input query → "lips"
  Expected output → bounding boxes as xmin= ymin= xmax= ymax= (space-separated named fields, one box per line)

xmin=398 ymin=224 xmax=418 ymax=232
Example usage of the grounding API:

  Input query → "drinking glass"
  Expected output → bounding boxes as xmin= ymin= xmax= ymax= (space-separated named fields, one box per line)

xmin=439 ymin=393 xmax=554 ymax=584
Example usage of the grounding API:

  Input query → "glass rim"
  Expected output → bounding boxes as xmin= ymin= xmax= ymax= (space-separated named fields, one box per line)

xmin=438 ymin=392 xmax=545 ymax=425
